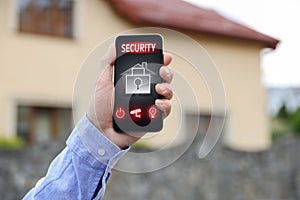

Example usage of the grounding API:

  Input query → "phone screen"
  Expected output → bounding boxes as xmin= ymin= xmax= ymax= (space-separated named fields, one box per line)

xmin=113 ymin=34 xmax=163 ymax=133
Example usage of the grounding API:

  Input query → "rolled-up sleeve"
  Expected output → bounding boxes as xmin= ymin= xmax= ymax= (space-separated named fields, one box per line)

xmin=24 ymin=116 xmax=129 ymax=200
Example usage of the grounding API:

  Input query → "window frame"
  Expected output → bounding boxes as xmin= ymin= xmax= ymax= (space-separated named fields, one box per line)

xmin=9 ymin=0 xmax=82 ymax=40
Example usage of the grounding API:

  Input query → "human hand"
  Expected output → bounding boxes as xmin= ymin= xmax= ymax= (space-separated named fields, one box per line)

xmin=87 ymin=45 xmax=173 ymax=149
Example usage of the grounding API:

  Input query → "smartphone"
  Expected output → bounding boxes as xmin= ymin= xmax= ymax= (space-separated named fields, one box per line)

xmin=113 ymin=34 xmax=164 ymax=133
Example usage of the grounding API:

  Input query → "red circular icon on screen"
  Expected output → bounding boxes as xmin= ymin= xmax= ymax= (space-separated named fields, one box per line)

xmin=115 ymin=107 xmax=125 ymax=119
xmin=130 ymin=108 xmax=142 ymax=119
xmin=148 ymin=106 xmax=157 ymax=119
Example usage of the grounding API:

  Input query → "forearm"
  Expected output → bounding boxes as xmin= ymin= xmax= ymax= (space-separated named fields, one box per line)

xmin=24 ymin=116 xmax=128 ymax=200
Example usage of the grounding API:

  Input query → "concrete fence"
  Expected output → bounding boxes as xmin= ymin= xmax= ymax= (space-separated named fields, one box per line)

xmin=0 ymin=134 xmax=299 ymax=200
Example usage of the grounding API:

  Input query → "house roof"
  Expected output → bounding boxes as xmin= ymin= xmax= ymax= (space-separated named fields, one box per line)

xmin=108 ymin=0 xmax=279 ymax=49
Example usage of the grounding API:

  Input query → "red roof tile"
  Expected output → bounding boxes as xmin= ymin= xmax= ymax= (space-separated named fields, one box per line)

xmin=108 ymin=0 xmax=279 ymax=49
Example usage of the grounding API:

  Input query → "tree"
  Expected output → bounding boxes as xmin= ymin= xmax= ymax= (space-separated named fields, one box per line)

xmin=276 ymin=103 xmax=289 ymax=120
xmin=289 ymin=107 xmax=300 ymax=135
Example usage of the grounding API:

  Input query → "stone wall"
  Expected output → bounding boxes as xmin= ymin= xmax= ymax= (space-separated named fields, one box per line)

xmin=104 ymin=135 xmax=300 ymax=200
xmin=0 ymin=135 xmax=299 ymax=200
xmin=0 ymin=140 xmax=66 ymax=200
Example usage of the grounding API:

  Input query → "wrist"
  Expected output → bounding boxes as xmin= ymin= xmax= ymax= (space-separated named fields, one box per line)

xmin=102 ymin=128 xmax=129 ymax=149
xmin=86 ymin=114 xmax=140 ymax=149
xmin=85 ymin=114 xmax=117 ymax=146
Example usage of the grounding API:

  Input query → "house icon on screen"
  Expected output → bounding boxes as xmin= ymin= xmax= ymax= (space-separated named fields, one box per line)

xmin=121 ymin=62 xmax=156 ymax=94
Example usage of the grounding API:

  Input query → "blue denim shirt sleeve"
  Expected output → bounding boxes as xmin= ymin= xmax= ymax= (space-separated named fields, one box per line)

xmin=23 ymin=116 xmax=129 ymax=200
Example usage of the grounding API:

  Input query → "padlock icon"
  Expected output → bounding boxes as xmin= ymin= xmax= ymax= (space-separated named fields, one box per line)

xmin=124 ymin=62 xmax=154 ymax=94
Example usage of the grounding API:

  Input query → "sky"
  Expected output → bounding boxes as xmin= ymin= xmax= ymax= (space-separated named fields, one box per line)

xmin=185 ymin=0 xmax=300 ymax=88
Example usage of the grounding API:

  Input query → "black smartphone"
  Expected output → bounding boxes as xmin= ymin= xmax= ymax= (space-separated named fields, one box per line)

xmin=113 ymin=34 xmax=164 ymax=133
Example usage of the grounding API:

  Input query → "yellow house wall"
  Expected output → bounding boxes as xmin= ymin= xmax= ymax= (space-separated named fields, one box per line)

xmin=190 ymin=34 xmax=270 ymax=151
xmin=143 ymin=34 xmax=270 ymax=151
xmin=0 ymin=0 xmax=270 ymax=151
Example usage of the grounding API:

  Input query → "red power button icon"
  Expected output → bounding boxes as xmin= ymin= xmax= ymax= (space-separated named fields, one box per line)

xmin=115 ymin=107 xmax=125 ymax=119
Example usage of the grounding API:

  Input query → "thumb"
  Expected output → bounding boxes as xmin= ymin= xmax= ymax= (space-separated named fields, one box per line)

xmin=101 ymin=44 xmax=116 ymax=67
xmin=98 ymin=45 xmax=116 ymax=83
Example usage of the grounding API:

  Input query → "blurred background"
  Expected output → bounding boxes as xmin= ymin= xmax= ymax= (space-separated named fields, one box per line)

xmin=0 ymin=0 xmax=299 ymax=199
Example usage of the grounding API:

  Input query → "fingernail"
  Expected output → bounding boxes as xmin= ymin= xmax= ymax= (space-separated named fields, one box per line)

xmin=155 ymin=99 xmax=163 ymax=106
xmin=164 ymin=67 xmax=171 ymax=78
xmin=160 ymin=85 xmax=167 ymax=92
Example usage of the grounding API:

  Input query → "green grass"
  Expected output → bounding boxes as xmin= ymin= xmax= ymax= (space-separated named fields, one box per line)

xmin=0 ymin=136 xmax=25 ymax=150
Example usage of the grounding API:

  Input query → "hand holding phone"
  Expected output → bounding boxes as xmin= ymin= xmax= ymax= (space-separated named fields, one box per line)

xmin=87 ymin=40 xmax=173 ymax=148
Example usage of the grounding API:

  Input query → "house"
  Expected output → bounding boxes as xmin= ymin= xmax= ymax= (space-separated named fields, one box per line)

xmin=0 ymin=0 xmax=279 ymax=151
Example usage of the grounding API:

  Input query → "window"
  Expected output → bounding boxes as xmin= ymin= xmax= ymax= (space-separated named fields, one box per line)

xmin=17 ymin=105 xmax=72 ymax=145
xmin=18 ymin=0 xmax=74 ymax=38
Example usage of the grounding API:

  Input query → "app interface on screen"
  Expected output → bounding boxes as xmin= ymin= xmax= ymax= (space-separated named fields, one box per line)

xmin=113 ymin=35 xmax=163 ymax=132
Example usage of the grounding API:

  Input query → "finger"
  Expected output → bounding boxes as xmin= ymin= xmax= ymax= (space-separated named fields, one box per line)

xmin=155 ymin=99 xmax=171 ymax=118
xmin=160 ymin=66 xmax=173 ymax=83
xmin=155 ymin=83 xmax=173 ymax=100
xmin=163 ymin=53 xmax=172 ymax=66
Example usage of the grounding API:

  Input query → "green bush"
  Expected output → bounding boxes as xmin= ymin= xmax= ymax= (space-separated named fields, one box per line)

xmin=271 ymin=118 xmax=291 ymax=141
xmin=271 ymin=129 xmax=287 ymax=141
xmin=271 ymin=103 xmax=300 ymax=140
xmin=289 ymin=107 xmax=300 ymax=135
xmin=0 ymin=136 xmax=25 ymax=150
xmin=276 ymin=103 xmax=289 ymax=120
xmin=271 ymin=104 xmax=300 ymax=140
xmin=131 ymin=140 xmax=152 ymax=152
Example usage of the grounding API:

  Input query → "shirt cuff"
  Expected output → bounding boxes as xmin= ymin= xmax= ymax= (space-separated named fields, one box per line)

xmin=66 ymin=115 xmax=129 ymax=169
